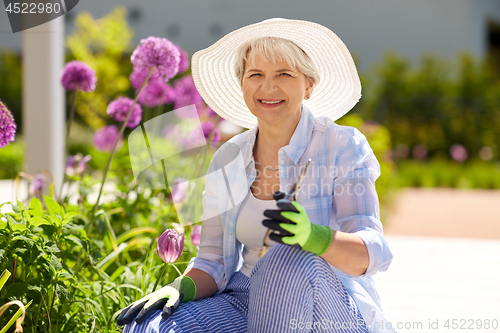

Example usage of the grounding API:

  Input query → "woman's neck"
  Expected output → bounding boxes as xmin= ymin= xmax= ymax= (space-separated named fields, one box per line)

xmin=255 ymin=110 xmax=301 ymax=152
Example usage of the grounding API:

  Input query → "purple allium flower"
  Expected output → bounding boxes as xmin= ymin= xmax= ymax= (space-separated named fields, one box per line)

xmin=66 ymin=153 xmax=92 ymax=176
xmin=174 ymin=44 xmax=189 ymax=74
xmin=171 ymin=76 xmax=205 ymax=113
xmin=479 ymin=146 xmax=493 ymax=161
xmin=200 ymin=121 xmax=221 ymax=142
xmin=138 ymin=78 xmax=171 ymax=108
xmin=131 ymin=36 xmax=180 ymax=81
xmin=164 ymin=84 xmax=177 ymax=104
xmin=412 ymin=144 xmax=427 ymax=160
xmin=130 ymin=69 xmax=152 ymax=91
xmin=190 ymin=224 xmax=201 ymax=247
xmin=157 ymin=228 xmax=185 ymax=263
xmin=450 ymin=144 xmax=468 ymax=162
xmin=60 ymin=60 xmax=97 ymax=92
xmin=170 ymin=178 xmax=189 ymax=204
xmin=93 ymin=125 xmax=123 ymax=152
xmin=0 ymin=100 xmax=16 ymax=148
xmin=31 ymin=173 xmax=46 ymax=195
xmin=107 ymin=97 xmax=143 ymax=128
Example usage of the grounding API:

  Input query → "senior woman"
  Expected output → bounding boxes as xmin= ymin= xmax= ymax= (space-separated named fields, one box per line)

xmin=119 ymin=18 xmax=394 ymax=333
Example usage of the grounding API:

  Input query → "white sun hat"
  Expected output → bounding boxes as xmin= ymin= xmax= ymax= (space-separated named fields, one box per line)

xmin=191 ymin=18 xmax=361 ymax=129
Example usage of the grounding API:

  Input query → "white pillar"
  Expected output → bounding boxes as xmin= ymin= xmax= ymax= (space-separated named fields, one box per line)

xmin=22 ymin=17 xmax=65 ymax=195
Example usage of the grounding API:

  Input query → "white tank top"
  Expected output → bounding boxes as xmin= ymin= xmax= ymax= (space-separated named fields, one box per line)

xmin=235 ymin=190 xmax=278 ymax=277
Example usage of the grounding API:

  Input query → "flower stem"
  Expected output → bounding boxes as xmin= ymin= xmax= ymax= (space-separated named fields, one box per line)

xmin=90 ymin=70 xmax=152 ymax=221
xmin=65 ymin=91 xmax=77 ymax=149
xmin=59 ymin=91 xmax=78 ymax=203
xmin=152 ymin=263 xmax=168 ymax=293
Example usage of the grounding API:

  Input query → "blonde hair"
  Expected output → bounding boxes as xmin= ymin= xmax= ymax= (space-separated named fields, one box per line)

xmin=235 ymin=37 xmax=320 ymax=88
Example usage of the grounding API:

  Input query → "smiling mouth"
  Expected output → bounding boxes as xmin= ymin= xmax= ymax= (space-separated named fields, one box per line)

xmin=259 ymin=100 xmax=284 ymax=104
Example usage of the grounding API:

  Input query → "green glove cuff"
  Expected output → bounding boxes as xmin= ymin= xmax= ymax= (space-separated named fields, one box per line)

xmin=303 ymin=223 xmax=333 ymax=256
xmin=175 ymin=275 xmax=196 ymax=302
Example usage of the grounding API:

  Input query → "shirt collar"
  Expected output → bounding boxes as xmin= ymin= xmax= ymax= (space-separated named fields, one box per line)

xmin=241 ymin=104 xmax=316 ymax=168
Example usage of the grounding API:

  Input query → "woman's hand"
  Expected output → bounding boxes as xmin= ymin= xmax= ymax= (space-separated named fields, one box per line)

xmin=116 ymin=275 xmax=196 ymax=326
xmin=263 ymin=199 xmax=333 ymax=256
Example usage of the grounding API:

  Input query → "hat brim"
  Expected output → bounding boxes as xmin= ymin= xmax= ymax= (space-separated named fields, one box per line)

xmin=192 ymin=18 xmax=361 ymax=129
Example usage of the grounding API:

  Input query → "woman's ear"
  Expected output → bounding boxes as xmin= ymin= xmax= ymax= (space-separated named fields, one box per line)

xmin=305 ymin=77 xmax=314 ymax=99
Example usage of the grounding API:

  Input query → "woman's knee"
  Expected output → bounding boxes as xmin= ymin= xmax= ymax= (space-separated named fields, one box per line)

xmin=254 ymin=243 xmax=325 ymax=275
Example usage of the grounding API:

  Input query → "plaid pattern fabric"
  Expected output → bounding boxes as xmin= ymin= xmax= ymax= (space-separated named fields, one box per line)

xmin=187 ymin=105 xmax=393 ymax=331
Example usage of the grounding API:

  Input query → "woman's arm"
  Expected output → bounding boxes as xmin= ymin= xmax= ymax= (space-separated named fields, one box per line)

xmin=184 ymin=268 xmax=218 ymax=300
xmin=319 ymin=232 xmax=369 ymax=276
xmin=326 ymin=128 xmax=392 ymax=277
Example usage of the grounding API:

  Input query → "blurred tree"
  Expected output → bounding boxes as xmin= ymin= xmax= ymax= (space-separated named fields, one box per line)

xmin=66 ymin=7 xmax=134 ymax=129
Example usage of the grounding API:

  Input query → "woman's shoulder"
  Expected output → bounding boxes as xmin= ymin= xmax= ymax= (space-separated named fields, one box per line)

xmin=315 ymin=116 xmax=367 ymax=145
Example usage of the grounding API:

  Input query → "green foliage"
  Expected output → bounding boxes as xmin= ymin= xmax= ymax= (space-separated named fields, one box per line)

xmin=66 ymin=7 xmax=134 ymax=129
xmin=396 ymin=159 xmax=500 ymax=189
xmin=0 ymin=181 xmax=200 ymax=332
xmin=0 ymin=50 xmax=22 ymax=134
xmin=358 ymin=52 xmax=500 ymax=161
xmin=0 ymin=137 xmax=23 ymax=179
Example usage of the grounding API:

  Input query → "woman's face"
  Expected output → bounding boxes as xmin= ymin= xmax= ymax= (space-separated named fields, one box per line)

xmin=241 ymin=50 xmax=314 ymax=126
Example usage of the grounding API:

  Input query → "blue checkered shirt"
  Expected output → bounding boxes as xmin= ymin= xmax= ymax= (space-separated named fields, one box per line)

xmin=187 ymin=105 xmax=393 ymax=331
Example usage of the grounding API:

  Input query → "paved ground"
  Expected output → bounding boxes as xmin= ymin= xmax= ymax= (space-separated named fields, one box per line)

xmin=375 ymin=188 xmax=500 ymax=333
xmin=373 ymin=235 xmax=500 ymax=333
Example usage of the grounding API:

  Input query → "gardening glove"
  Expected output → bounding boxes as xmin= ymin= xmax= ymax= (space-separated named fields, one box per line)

xmin=116 ymin=275 xmax=196 ymax=326
xmin=263 ymin=199 xmax=333 ymax=256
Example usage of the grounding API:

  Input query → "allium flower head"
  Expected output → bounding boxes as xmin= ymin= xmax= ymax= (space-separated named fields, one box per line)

xmin=130 ymin=69 xmax=151 ymax=91
xmin=450 ymin=144 xmax=468 ymax=162
xmin=172 ymin=76 xmax=205 ymax=115
xmin=107 ymin=97 xmax=143 ymax=128
xmin=31 ymin=173 xmax=46 ymax=195
xmin=200 ymin=121 xmax=221 ymax=142
xmin=131 ymin=36 xmax=180 ymax=81
xmin=93 ymin=125 xmax=123 ymax=152
xmin=157 ymin=228 xmax=185 ymax=263
xmin=174 ymin=44 xmax=189 ymax=74
xmin=412 ymin=144 xmax=427 ymax=160
xmin=0 ymin=100 xmax=16 ymax=148
xmin=60 ymin=60 xmax=97 ymax=92
xmin=164 ymin=83 xmax=178 ymax=104
xmin=190 ymin=224 xmax=201 ymax=247
xmin=138 ymin=78 xmax=171 ymax=108
xmin=66 ymin=153 xmax=92 ymax=176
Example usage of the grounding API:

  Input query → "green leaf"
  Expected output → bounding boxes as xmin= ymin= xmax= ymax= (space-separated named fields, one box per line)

xmin=50 ymin=254 xmax=63 ymax=272
xmin=45 ymin=242 xmax=60 ymax=253
xmin=58 ymin=270 xmax=73 ymax=279
xmin=55 ymin=281 xmax=69 ymax=302
xmin=11 ymin=224 xmax=28 ymax=231
xmin=43 ymin=194 xmax=64 ymax=217
xmin=28 ymin=216 xmax=51 ymax=227
xmin=47 ymin=215 xmax=61 ymax=227
xmin=27 ymin=284 xmax=41 ymax=292
xmin=12 ymin=235 xmax=35 ymax=247
xmin=5 ymin=281 xmax=29 ymax=298
xmin=28 ymin=197 xmax=44 ymax=217
xmin=28 ymin=197 xmax=43 ymax=211
xmin=0 ymin=269 xmax=11 ymax=291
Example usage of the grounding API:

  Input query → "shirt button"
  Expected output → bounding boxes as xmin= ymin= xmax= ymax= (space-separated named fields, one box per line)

xmin=279 ymin=150 xmax=284 ymax=155
xmin=280 ymin=160 xmax=284 ymax=165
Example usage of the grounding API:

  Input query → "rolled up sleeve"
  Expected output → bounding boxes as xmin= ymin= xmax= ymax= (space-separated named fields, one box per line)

xmin=332 ymin=128 xmax=393 ymax=277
